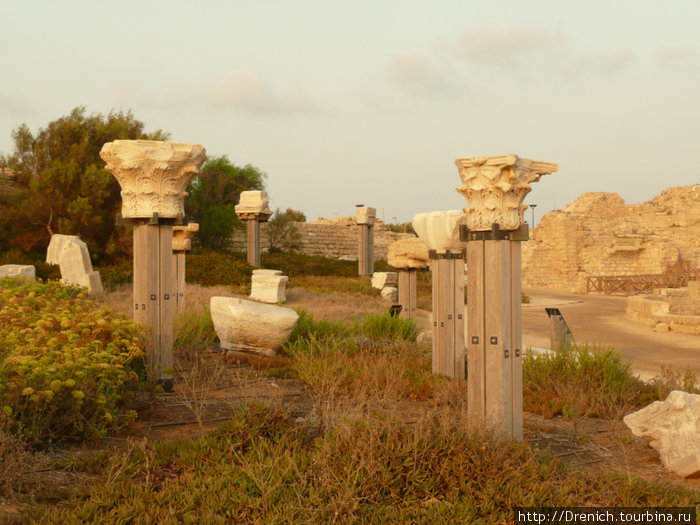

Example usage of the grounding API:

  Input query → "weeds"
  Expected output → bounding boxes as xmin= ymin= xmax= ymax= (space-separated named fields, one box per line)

xmin=173 ymin=308 xmax=217 ymax=357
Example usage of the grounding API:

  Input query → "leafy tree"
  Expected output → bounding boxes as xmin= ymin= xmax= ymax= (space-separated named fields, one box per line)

xmin=185 ymin=155 xmax=266 ymax=250
xmin=0 ymin=106 xmax=168 ymax=260
xmin=267 ymin=208 xmax=304 ymax=253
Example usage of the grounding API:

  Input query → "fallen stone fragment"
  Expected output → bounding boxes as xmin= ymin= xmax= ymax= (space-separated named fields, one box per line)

xmin=210 ymin=296 xmax=298 ymax=356
xmin=371 ymin=272 xmax=398 ymax=290
xmin=0 ymin=264 xmax=35 ymax=281
xmin=46 ymin=234 xmax=103 ymax=295
xmin=381 ymin=286 xmax=398 ymax=302
xmin=624 ymin=390 xmax=700 ymax=478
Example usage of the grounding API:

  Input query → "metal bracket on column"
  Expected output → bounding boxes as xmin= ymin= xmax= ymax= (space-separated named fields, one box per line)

xmin=428 ymin=250 xmax=465 ymax=260
xmin=460 ymin=223 xmax=529 ymax=242
xmin=117 ymin=212 xmax=184 ymax=226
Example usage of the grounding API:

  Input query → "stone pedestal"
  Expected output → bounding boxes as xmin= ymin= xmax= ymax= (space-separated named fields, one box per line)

xmin=412 ymin=210 xmax=467 ymax=379
xmin=456 ymin=154 xmax=557 ymax=440
xmin=250 ymin=269 xmax=288 ymax=303
xmin=235 ymin=191 xmax=272 ymax=267
xmin=388 ymin=237 xmax=429 ymax=321
xmin=356 ymin=206 xmax=375 ymax=276
xmin=172 ymin=223 xmax=199 ymax=316
xmin=101 ymin=140 xmax=206 ymax=387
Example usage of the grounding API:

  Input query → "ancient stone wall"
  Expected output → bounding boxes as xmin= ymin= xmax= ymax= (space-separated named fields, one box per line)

xmin=231 ymin=216 xmax=415 ymax=261
xmin=522 ymin=186 xmax=700 ymax=292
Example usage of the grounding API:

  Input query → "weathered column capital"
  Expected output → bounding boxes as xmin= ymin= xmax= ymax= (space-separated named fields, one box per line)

xmin=455 ymin=154 xmax=557 ymax=231
xmin=173 ymin=222 xmax=199 ymax=251
xmin=100 ymin=140 xmax=206 ymax=219
xmin=355 ymin=206 xmax=376 ymax=226
xmin=412 ymin=210 xmax=466 ymax=254
xmin=235 ymin=191 xmax=273 ymax=222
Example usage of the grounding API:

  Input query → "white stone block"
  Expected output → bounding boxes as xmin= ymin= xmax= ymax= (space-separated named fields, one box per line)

xmin=250 ymin=273 xmax=289 ymax=303
xmin=0 ymin=264 xmax=35 ymax=281
xmin=46 ymin=234 xmax=103 ymax=295
xmin=387 ymin=238 xmax=429 ymax=269
xmin=624 ymin=390 xmax=700 ymax=478
xmin=381 ymin=286 xmax=398 ymax=302
xmin=210 ymin=296 xmax=298 ymax=356
xmin=371 ymin=272 xmax=398 ymax=290
xmin=412 ymin=210 xmax=467 ymax=253
xmin=355 ymin=206 xmax=376 ymax=225
xmin=235 ymin=191 xmax=272 ymax=217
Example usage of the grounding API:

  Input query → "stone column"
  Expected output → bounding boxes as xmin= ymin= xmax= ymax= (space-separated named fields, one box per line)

xmin=172 ymin=222 xmax=199 ymax=316
xmin=413 ymin=210 xmax=466 ymax=379
xmin=235 ymin=191 xmax=272 ymax=267
xmin=356 ymin=205 xmax=375 ymax=276
xmin=456 ymin=154 xmax=557 ymax=440
xmin=388 ymin=237 xmax=429 ymax=320
xmin=100 ymin=140 xmax=206 ymax=389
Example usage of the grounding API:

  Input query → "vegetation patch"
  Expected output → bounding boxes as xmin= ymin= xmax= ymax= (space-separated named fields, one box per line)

xmin=0 ymin=278 xmax=144 ymax=443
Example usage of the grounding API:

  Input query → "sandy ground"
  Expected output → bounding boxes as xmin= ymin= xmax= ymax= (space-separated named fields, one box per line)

xmin=521 ymin=287 xmax=700 ymax=380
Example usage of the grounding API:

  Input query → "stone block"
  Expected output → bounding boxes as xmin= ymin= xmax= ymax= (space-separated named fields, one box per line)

xmin=412 ymin=210 xmax=466 ymax=253
xmin=624 ymin=390 xmax=700 ymax=478
xmin=46 ymin=234 xmax=103 ymax=295
xmin=355 ymin=206 xmax=376 ymax=225
xmin=0 ymin=264 xmax=35 ymax=281
xmin=380 ymin=286 xmax=398 ymax=302
xmin=210 ymin=297 xmax=298 ymax=356
xmin=388 ymin=238 xmax=429 ymax=269
xmin=250 ymin=272 xmax=289 ymax=303
xmin=371 ymin=272 xmax=398 ymax=290
xmin=235 ymin=191 xmax=272 ymax=219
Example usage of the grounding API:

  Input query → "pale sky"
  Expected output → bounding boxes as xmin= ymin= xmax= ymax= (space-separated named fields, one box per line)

xmin=2 ymin=1 xmax=699 ymax=224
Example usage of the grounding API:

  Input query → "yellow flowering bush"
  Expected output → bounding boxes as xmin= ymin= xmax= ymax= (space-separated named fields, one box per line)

xmin=0 ymin=278 xmax=144 ymax=443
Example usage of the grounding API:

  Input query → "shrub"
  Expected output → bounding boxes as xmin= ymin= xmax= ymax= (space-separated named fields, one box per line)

xmin=96 ymin=258 xmax=132 ymax=289
xmin=186 ymin=250 xmax=252 ymax=289
xmin=356 ymin=312 xmax=419 ymax=342
xmin=0 ymin=278 xmax=144 ymax=443
xmin=267 ymin=208 xmax=304 ymax=253
xmin=522 ymin=344 xmax=648 ymax=419
xmin=173 ymin=308 xmax=217 ymax=357
xmin=0 ymin=248 xmax=61 ymax=281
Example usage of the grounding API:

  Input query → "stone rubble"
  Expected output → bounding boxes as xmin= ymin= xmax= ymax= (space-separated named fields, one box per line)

xmin=624 ymin=390 xmax=700 ymax=478
xmin=210 ymin=296 xmax=298 ymax=357
xmin=46 ymin=234 xmax=103 ymax=295
xmin=0 ymin=264 xmax=35 ymax=280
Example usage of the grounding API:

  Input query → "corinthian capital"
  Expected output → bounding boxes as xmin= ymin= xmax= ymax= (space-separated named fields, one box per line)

xmin=100 ymin=140 xmax=206 ymax=219
xmin=455 ymin=154 xmax=557 ymax=231
xmin=173 ymin=222 xmax=199 ymax=251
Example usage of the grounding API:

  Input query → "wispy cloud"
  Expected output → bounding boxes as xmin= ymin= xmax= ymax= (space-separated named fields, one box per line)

xmin=656 ymin=46 xmax=697 ymax=65
xmin=208 ymin=70 xmax=317 ymax=116
xmin=387 ymin=53 xmax=463 ymax=97
xmin=451 ymin=24 xmax=562 ymax=68
xmin=572 ymin=49 xmax=635 ymax=74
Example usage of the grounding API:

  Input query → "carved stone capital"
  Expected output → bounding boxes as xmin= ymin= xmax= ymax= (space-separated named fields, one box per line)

xmin=235 ymin=191 xmax=272 ymax=221
xmin=356 ymin=206 xmax=376 ymax=225
xmin=455 ymin=154 xmax=557 ymax=231
xmin=100 ymin=140 xmax=206 ymax=219
xmin=173 ymin=222 xmax=199 ymax=251
xmin=412 ymin=210 xmax=467 ymax=253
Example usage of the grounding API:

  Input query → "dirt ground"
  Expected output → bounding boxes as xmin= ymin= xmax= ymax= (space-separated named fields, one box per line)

xmin=521 ymin=287 xmax=700 ymax=379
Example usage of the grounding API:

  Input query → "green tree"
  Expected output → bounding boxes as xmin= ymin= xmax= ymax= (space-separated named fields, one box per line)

xmin=185 ymin=155 xmax=266 ymax=250
xmin=0 ymin=106 xmax=168 ymax=260
xmin=267 ymin=208 xmax=304 ymax=253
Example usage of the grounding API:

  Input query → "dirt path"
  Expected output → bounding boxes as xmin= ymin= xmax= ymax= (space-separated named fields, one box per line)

xmin=522 ymin=287 xmax=700 ymax=379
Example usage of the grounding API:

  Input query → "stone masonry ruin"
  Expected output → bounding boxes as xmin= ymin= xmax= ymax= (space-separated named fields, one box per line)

xmin=522 ymin=185 xmax=700 ymax=293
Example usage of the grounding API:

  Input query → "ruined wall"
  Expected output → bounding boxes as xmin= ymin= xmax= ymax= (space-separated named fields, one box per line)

xmin=522 ymin=186 xmax=700 ymax=292
xmin=231 ymin=216 xmax=415 ymax=261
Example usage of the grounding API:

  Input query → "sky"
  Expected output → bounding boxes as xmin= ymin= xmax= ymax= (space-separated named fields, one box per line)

xmin=1 ymin=1 xmax=699 ymax=225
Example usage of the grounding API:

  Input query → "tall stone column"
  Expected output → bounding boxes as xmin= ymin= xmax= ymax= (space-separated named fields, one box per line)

xmin=172 ymin=222 xmax=199 ymax=316
xmin=456 ymin=154 xmax=557 ymax=440
xmin=356 ymin=205 xmax=375 ymax=276
xmin=100 ymin=140 xmax=206 ymax=388
xmin=235 ymin=191 xmax=272 ymax=267
xmin=412 ymin=210 xmax=466 ymax=379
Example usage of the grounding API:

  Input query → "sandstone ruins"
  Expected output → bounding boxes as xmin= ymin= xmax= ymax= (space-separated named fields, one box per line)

xmin=522 ymin=186 xmax=700 ymax=293
xmin=46 ymin=234 xmax=103 ymax=295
